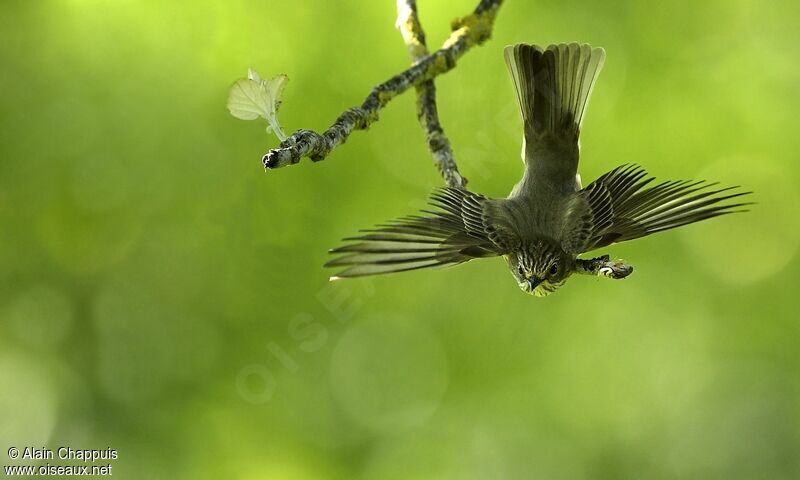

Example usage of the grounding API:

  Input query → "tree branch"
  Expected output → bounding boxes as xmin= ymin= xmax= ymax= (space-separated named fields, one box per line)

xmin=262 ymin=0 xmax=504 ymax=170
xmin=396 ymin=0 xmax=466 ymax=189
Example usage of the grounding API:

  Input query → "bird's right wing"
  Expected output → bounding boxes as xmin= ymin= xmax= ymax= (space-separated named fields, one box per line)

xmin=326 ymin=188 xmax=518 ymax=279
xmin=561 ymin=164 xmax=752 ymax=254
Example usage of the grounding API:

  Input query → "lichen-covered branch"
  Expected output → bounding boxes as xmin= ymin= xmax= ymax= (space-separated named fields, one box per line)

xmin=396 ymin=0 xmax=466 ymax=189
xmin=263 ymin=0 xmax=504 ymax=170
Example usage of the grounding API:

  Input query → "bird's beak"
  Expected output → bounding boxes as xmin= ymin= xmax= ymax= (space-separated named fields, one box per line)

xmin=527 ymin=276 xmax=541 ymax=291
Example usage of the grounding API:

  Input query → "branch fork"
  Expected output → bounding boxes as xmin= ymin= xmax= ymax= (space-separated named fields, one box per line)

xmin=261 ymin=0 xmax=504 ymax=188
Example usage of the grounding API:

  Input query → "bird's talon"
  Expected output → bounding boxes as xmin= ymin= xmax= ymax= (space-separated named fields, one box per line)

xmin=607 ymin=261 xmax=633 ymax=279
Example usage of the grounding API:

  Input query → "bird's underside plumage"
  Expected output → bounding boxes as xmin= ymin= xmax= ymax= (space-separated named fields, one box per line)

xmin=326 ymin=43 xmax=751 ymax=293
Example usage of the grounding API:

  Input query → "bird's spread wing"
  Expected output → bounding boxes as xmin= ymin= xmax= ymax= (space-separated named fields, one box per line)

xmin=561 ymin=164 xmax=752 ymax=253
xmin=326 ymin=188 xmax=518 ymax=278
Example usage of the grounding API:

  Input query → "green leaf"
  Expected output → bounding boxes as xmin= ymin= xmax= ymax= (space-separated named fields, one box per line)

xmin=227 ymin=68 xmax=288 ymax=140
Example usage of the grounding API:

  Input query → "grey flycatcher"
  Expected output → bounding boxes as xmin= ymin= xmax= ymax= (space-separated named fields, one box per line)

xmin=326 ymin=43 xmax=751 ymax=296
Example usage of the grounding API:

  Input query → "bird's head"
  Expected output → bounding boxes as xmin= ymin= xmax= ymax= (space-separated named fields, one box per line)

xmin=505 ymin=238 xmax=574 ymax=297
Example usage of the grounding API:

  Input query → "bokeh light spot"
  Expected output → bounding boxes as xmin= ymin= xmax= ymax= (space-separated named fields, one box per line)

xmin=93 ymin=281 xmax=219 ymax=403
xmin=7 ymin=285 xmax=74 ymax=348
xmin=69 ymin=152 xmax=131 ymax=214
xmin=36 ymin=197 xmax=142 ymax=275
xmin=330 ymin=314 xmax=448 ymax=433
xmin=679 ymin=156 xmax=800 ymax=285
xmin=0 ymin=353 xmax=58 ymax=453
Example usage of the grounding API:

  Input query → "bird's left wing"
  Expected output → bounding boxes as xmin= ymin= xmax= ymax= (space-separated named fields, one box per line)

xmin=326 ymin=188 xmax=518 ymax=278
xmin=561 ymin=164 xmax=752 ymax=254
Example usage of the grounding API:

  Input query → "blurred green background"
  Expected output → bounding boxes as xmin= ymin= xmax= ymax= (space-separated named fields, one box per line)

xmin=2 ymin=0 xmax=799 ymax=478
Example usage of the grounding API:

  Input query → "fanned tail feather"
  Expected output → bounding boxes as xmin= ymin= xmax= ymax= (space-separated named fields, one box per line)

xmin=504 ymin=43 xmax=605 ymax=139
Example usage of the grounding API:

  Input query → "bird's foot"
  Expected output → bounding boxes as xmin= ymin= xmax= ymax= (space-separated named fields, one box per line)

xmin=576 ymin=255 xmax=634 ymax=279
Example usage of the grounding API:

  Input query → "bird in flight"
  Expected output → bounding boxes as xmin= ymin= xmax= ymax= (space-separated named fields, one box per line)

xmin=327 ymin=43 xmax=751 ymax=296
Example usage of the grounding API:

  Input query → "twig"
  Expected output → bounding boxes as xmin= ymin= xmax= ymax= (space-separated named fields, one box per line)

xmin=263 ymin=0 xmax=504 ymax=170
xmin=396 ymin=0 xmax=466 ymax=189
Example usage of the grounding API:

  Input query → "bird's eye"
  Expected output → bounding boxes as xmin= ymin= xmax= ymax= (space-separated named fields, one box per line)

xmin=549 ymin=264 xmax=558 ymax=276
xmin=518 ymin=266 xmax=524 ymax=275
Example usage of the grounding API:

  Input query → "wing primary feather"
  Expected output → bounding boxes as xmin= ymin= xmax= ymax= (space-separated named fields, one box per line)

xmin=327 ymin=188 xmax=513 ymax=278
xmin=566 ymin=165 xmax=753 ymax=252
